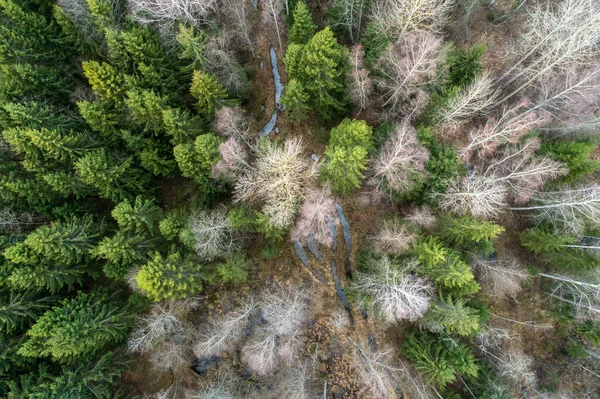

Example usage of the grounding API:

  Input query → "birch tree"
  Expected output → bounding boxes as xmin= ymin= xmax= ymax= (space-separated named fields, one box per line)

xmin=330 ymin=0 xmax=368 ymax=43
xmin=348 ymin=45 xmax=373 ymax=111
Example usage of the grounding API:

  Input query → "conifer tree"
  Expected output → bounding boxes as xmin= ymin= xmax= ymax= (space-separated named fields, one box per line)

xmin=281 ymin=79 xmax=310 ymax=121
xmin=190 ymin=71 xmax=235 ymax=120
xmin=111 ymin=196 xmax=161 ymax=235
xmin=403 ymin=332 xmax=479 ymax=388
xmin=18 ymin=289 xmax=132 ymax=363
xmin=173 ymin=133 xmax=222 ymax=183
xmin=411 ymin=237 xmax=480 ymax=294
xmin=285 ymin=27 xmax=348 ymax=119
xmin=289 ymin=1 xmax=316 ymax=44
xmin=321 ymin=118 xmax=373 ymax=195
xmin=94 ymin=232 xmax=154 ymax=279
xmin=135 ymin=251 xmax=203 ymax=301
xmin=75 ymin=149 xmax=149 ymax=202
xmin=0 ymin=291 xmax=55 ymax=333
xmin=82 ymin=61 xmax=126 ymax=103
xmin=439 ymin=214 xmax=505 ymax=246
xmin=0 ymin=63 xmax=72 ymax=102
xmin=420 ymin=296 xmax=481 ymax=336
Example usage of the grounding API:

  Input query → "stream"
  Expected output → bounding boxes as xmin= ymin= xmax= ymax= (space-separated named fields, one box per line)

xmin=258 ymin=47 xmax=285 ymax=137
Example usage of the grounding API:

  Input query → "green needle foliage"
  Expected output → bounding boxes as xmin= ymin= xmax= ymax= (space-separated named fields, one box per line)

xmin=18 ymin=289 xmax=132 ymax=363
xmin=281 ymin=79 xmax=310 ymax=121
xmin=439 ymin=214 xmax=505 ymax=246
xmin=135 ymin=251 xmax=203 ymax=301
xmin=190 ymin=70 xmax=235 ymax=120
xmin=421 ymin=296 xmax=482 ymax=336
xmin=403 ymin=331 xmax=479 ymax=389
xmin=111 ymin=196 xmax=162 ymax=235
xmin=289 ymin=1 xmax=316 ymax=44
xmin=321 ymin=118 xmax=373 ymax=195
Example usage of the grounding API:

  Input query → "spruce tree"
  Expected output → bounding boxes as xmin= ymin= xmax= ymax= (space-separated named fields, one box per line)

xmin=173 ymin=133 xmax=222 ymax=183
xmin=0 ymin=291 xmax=55 ymax=333
xmin=111 ymin=196 xmax=162 ymax=235
xmin=190 ymin=71 xmax=234 ymax=120
xmin=321 ymin=118 xmax=372 ymax=195
xmin=281 ymin=79 xmax=310 ymax=121
xmin=135 ymin=251 xmax=203 ymax=301
xmin=94 ymin=232 xmax=153 ymax=279
xmin=420 ymin=296 xmax=482 ymax=336
xmin=285 ymin=27 xmax=348 ymax=119
xmin=18 ymin=289 xmax=132 ymax=363
xmin=289 ymin=1 xmax=316 ymax=44
xmin=439 ymin=214 xmax=505 ymax=246
xmin=82 ymin=61 xmax=126 ymax=103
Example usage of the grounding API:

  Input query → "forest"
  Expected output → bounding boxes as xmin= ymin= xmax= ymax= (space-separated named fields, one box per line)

xmin=1 ymin=0 xmax=600 ymax=397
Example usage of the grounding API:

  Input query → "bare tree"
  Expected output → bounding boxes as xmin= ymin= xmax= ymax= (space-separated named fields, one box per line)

xmin=348 ymin=337 xmax=398 ymax=398
xmin=374 ymin=31 xmax=444 ymax=116
xmin=241 ymin=329 xmax=279 ymax=375
xmin=212 ymin=106 xmax=250 ymax=139
xmin=128 ymin=301 xmax=186 ymax=354
xmin=204 ymin=33 xmax=251 ymax=97
xmin=261 ymin=0 xmax=284 ymax=51
xmin=331 ymin=0 xmax=367 ymax=43
xmin=219 ymin=0 xmax=255 ymax=54
xmin=211 ymin=137 xmax=249 ymax=180
xmin=460 ymin=98 xmax=551 ymax=162
xmin=129 ymin=0 xmax=217 ymax=25
xmin=0 ymin=208 xmax=44 ymax=234
xmin=510 ymin=185 xmax=600 ymax=235
xmin=273 ymin=362 xmax=315 ymax=399
xmin=486 ymin=139 xmax=567 ymax=204
xmin=435 ymin=72 xmax=498 ymax=129
xmin=494 ymin=0 xmax=600 ymax=106
xmin=405 ymin=207 xmax=437 ymax=229
xmin=538 ymin=272 xmax=600 ymax=319
xmin=261 ymin=288 xmax=309 ymax=336
xmin=187 ymin=373 xmax=238 ymax=399
xmin=292 ymin=186 xmax=337 ymax=247
xmin=348 ymin=45 xmax=373 ymax=111
xmin=372 ymin=218 xmax=417 ymax=256
xmin=234 ymin=138 xmax=316 ymax=229
xmin=370 ymin=0 xmax=455 ymax=39
xmin=438 ymin=174 xmax=508 ymax=219
xmin=369 ymin=120 xmax=429 ymax=199
xmin=188 ymin=208 xmax=237 ymax=261
xmin=472 ymin=256 xmax=529 ymax=298
xmin=354 ymin=257 xmax=434 ymax=323
xmin=194 ymin=298 xmax=257 ymax=357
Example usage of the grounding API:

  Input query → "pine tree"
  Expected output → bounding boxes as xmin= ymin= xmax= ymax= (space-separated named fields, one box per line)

xmin=403 ymin=332 xmax=479 ymax=388
xmin=111 ymin=196 xmax=162 ymax=235
xmin=135 ymin=251 xmax=203 ymax=301
xmin=18 ymin=289 xmax=132 ymax=363
xmin=75 ymin=148 xmax=149 ymax=202
xmin=439 ymin=214 xmax=505 ymax=246
xmin=321 ymin=118 xmax=372 ymax=195
xmin=281 ymin=79 xmax=310 ymax=121
xmin=289 ymin=1 xmax=316 ymax=44
xmin=420 ymin=296 xmax=481 ymax=336
xmin=190 ymin=71 xmax=235 ymax=120
xmin=285 ymin=27 xmax=348 ymax=119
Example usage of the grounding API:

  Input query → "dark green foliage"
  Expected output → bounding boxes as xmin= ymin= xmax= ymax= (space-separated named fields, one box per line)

xmin=111 ymin=196 xmax=161 ymax=235
xmin=411 ymin=236 xmax=480 ymax=295
xmin=254 ymin=212 xmax=289 ymax=242
xmin=520 ymin=227 xmax=598 ymax=270
xmin=0 ymin=291 xmax=55 ymax=333
xmin=574 ymin=320 xmax=600 ymax=346
xmin=17 ymin=289 xmax=132 ymax=363
xmin=289 ymin=1 xmax=316 ymax=44
xmin=227 ymin=206 xmax=256 ymax=232
xmin=321 ymin=118 xmax=373 ymax=195
xmin=439 ymin=214 xmax=505 ymax=246
xmin=445 ymin=44 xmax=486 ymax=88
xmin=360 ymin=22 xmax=389 ymax=65
xmin=541 ymin=140 xmax=600 ymax=186
xmin=285 ymin=27 xmax=349 ymax=119
xmin=566 ymin=339 xmax=588 ymax=359
xmin=403 ymin=331 xmax=479 ymax=388
xmin=421 ymin=295 xmax=482 ymax=336
xmin=216 ymin=252 xmax=249 ymax=284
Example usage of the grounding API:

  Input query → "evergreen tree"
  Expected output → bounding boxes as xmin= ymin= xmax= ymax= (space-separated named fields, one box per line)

xmin=177 ymin=24 xmax=207 ymax=74
xmin=94 ymin=232 xmax=154 ymax=279
xmin=285 ymin=27 xmax=348 ymax=119
xmin=77 ymin=100 xmax=120 ymax=137
xmin=281 ymin=79 xmax=310 ymax=121
xmin=18 ymin=289 xmax=132 ymax=363
xmin=420 ymin=296 xmax=481 ymax=336
xmin=289 ymin=1 xmax=316 ymax=44
xmin=403 ymin=332 xmax=479 ymax=388
xmin=162 ymin=106 xmax=204 ymax=144
xmin=321 ymin=118 xmax=372 ymax=195
xmin=0 ymin=63 xmax=72 ymax=102
xmin=125 ymin=88 xmax=168 ymax=133
xmin=75 ymin=149 xmax=149 ymax=202
xmin=135 ymin=251 xmax=203 ymax=301
xmin=439 ymin=214 xmax=505 ymax=246
xmin=541 ymin=140 xmax=600 ymax=186
xmin=0 ymin=291 xmax=55 ymax=333
xmin=111 ymin=196 xmax=161 ymax=235
xmin=411 ymin=237 xmax=480 ymax=295
xmin=173 ymin=133 xmax=222 ymax=183
xmin=190 ymin=71 xmax=235 ymax=120
xmin=82 ymin=61 xmax=126 ymax=103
